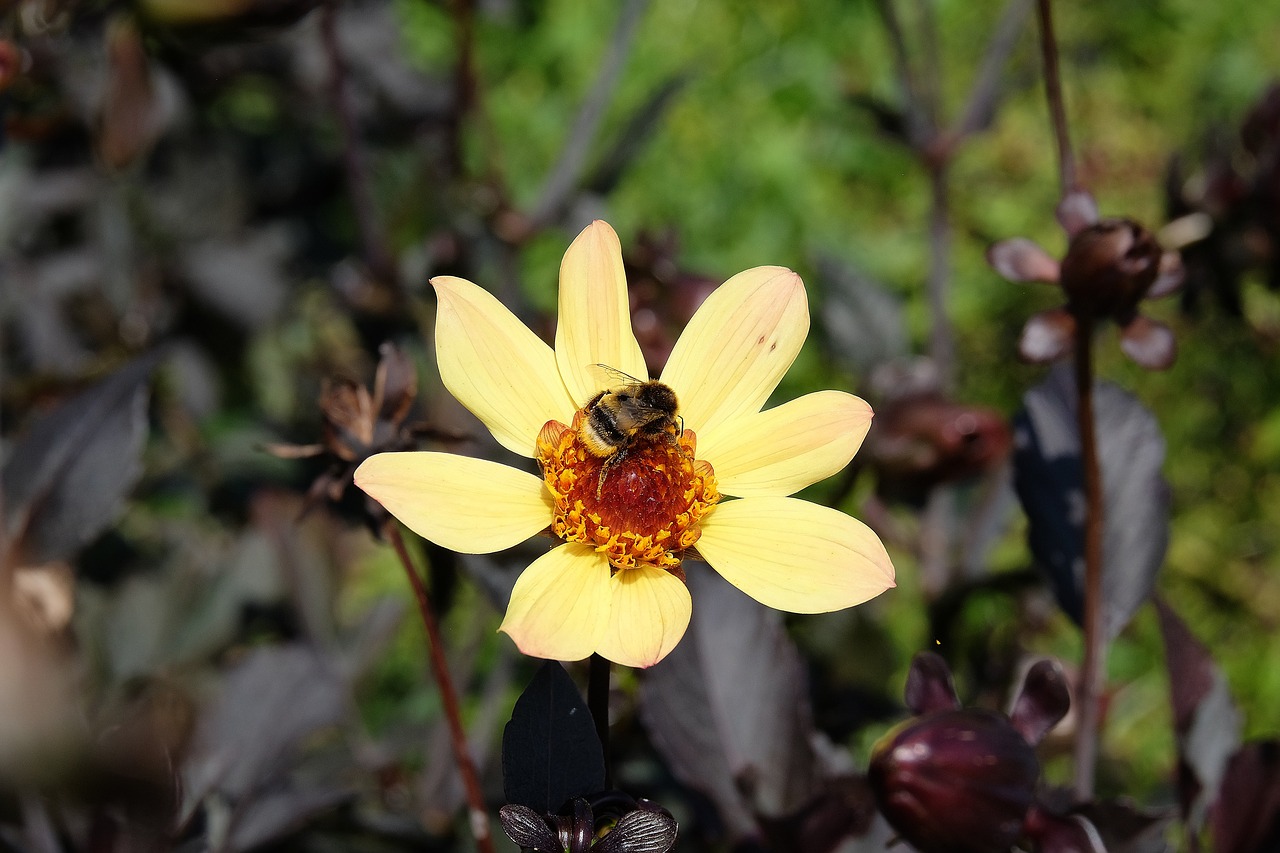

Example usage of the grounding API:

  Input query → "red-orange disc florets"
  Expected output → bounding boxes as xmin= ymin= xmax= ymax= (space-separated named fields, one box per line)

xmin=536 ymin=411 xmax=719 ymax=573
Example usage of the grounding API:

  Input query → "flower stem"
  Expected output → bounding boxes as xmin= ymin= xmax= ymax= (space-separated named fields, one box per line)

xmin=1071 ymin=317 xmax=1106 ymax=800
xmin=588 ymin=653 xmax=613 ymax=788
xmin=1036 ymin=0 xmax=1077 ymax=194
xmin=383 ymin=521 xmax=495 ymax=853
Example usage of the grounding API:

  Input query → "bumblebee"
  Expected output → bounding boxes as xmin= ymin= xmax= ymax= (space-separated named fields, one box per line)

xmin=580 ymin=366 xmax=681 ymax=498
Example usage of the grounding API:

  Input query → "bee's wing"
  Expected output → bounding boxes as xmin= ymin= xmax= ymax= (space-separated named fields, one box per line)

xmin=588 ymin=363 xmax=647 ymax=390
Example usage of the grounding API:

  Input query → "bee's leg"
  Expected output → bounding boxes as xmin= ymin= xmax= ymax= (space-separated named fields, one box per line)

xmin=596 ymin=449 xmax=626 ymax=500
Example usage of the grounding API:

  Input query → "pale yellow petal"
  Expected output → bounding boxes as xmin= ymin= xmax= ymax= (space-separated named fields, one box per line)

xmin=661 ymin=267 xmax=809 ymax=441
xmin=696 ymin=497 xmax=894 ymax=613
xmin=595 ymin=566 xmax=692 ymax=668
xmin=555 ymin=221 xmax=648 ymax=406
xmin=698 ymin=391 xmax=873 ymax=498
xmin=354 ymin=452 xmax=551 ymax=553
xmin=433 ymin=276 xmax=575 ymax=456
xmin=499 ymin=544 xmax=611 ymax=662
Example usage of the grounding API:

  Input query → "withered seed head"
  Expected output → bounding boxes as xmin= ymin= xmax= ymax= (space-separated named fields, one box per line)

xmin=1059 ymin=218 xmax=1164 ymax=322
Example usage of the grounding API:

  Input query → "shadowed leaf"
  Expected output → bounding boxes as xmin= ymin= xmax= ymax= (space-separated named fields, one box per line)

xmin=1155 ymin=598 xmax=1242 ymax=832
xmin=639 ymin=569 xmax=820 ymax=835
xmin=1012 ymin=367 xmax=1170 ymax=638
xmin=1211 ymin=740 xmax=1280 ymax=853
xmin=3 ymin=352 xmax=161 ymax=564
xmin=502 ymin=661 xmax=605 ymax=815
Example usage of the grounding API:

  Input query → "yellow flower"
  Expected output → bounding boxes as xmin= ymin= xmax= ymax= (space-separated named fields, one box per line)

xmin=354 ymin=221 xmax=895 ymax=668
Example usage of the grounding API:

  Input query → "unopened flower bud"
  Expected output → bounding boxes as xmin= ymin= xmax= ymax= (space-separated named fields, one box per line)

xmin=869 ymin=708 xmax=1039 ymax=853
xmin=1059 ymin=218 xmax=1163 ymax=321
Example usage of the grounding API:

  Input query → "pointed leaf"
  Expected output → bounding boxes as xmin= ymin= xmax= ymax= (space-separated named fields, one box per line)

xmin=3 ymin=352 xmax=160 ymax=563
xmin=1012 ymin=366 xmax=1170 ymax=638
xmin=502 ymin=662 xmax=605 ymax=814
xmin=1210 ymin=740 xmax=1280 ymax=853
xmin=1156 ymin=598 xmax=1242 ymax=831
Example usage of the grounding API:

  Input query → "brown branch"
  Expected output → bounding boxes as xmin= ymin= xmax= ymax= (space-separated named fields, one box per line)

xmin=383 ymin=522 xmax=495 ymax=853
xmin=952 ymin=0 xmax=1035 ymax=140
xmin=1036 ymin=0 xmax=1077 ymax=194
xmin=1072 ymin=317 xmax=1106 ymax=800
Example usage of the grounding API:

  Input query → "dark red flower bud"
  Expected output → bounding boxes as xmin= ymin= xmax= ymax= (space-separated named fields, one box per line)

xmin=1059 ymin=219 xmax=1163 ymax=321
xmin=869 ymin=708 xmax=1040 ymax=853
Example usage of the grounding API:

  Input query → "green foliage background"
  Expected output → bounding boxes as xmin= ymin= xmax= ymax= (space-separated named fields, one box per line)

xmin=379 ymin=0 xmax=1280 ymax=799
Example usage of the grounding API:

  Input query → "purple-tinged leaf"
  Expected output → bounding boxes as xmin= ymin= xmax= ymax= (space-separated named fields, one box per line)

xmin=1119 ymin=315 xmax=1176 ymax=370
xmin=594 ymin=807 xmax=678 ymax=853
xmin=3 ymin=352 xmax=160 ymax=564
xmin=639 ymin=568 xmax=819 ymax=836
xmin=987 ymin=238 xmax=1061 ymax=283
xmin=904 ymin=652 xmax=960 ymax=715
xmin=1211 ymin=740 xmax=1280 ymax=853
xmin=499 ymin=804 xmax=561 ymax=852
xmin=181 ymin=644 xmax=349 ymax=826
xmin=1012 ymin=367 xmax=1170 ymax=638
xmin=1155 ymin=598 xmax=1242 ymax=832
xmin=226 ymin=785 xmax=353 ymax=853
xmin=502 ymin=662 xmax=605 ymax=815
xmin=1018 ymin=307 xmax=1076 ymax=364
xmin=1057 ymin=190 xmax=1100 ymax=237
xmin=1009 ymin=659 xmax=1070 ymax=746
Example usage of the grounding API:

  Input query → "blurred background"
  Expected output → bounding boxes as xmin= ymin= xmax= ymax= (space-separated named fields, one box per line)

xmin=3 ymin=0 xmax=1280 ymax=850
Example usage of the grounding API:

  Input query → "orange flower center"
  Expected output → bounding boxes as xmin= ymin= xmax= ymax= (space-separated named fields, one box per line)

xmin=536 ymin=410 xmax=719 ymax=573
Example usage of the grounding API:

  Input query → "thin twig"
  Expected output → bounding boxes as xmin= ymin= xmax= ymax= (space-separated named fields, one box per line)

xmin=925 ymin=164 xmax=953 ymax=385
xmin=320 ymin=2 xmax=399 ymax=287
xmin=384 ymin=522 xmax=495 ymax=853
xmin=1072 ymin=317 xmax=1105 ymax=800
xmin=528 ymin=0 xmax=649 ymax=227
xmin=1036 ymin=0 xmax=1077 ymax=193
xmin=588 ymin=653 xmax=612 ymax=789
xmin=952 ymin=0 xmax=1035 ymax=140
xmin=873 ymin=0 xmax=928 ymax=147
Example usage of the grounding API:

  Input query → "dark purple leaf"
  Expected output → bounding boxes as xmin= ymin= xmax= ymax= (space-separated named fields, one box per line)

xmin=904 ymin=652 xmax=961 ymax=715
xmin=1009 ymin=659 xmax=1070 ymax=746
xmin=1018 ymin=308 xmax=1076 ymax=363
xmin=639 ymin=568 xmax=819 ymax=833
xmin=226 ymin=785 xmax=353 ymax=852
xmin=3 ymin=352 xmax=160 ymax=564
xmin=1155 ymin=598 xmax=1242 ymax=831
xmin=594 ymin=807 xmax=678 ymax=853
xmin=1211 ymin=740 xmax=1280 ymax=853
xmin=502 ymin=661 xmax=605 ymax=815
xmin=182 ymin=644 xmax=349 ymax=806
xmin=1119 ymin=315 xmax=1176 ymax=370
xmin=372 ymin=342 xmax=417 ymax=426
xmin=1012 ymin=367 xmax=1170 ymax=639
xmin=987 ymin=238 xmax=1061 ymax=283
xmin=499 ymin=804 xmax=561 ymax=852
